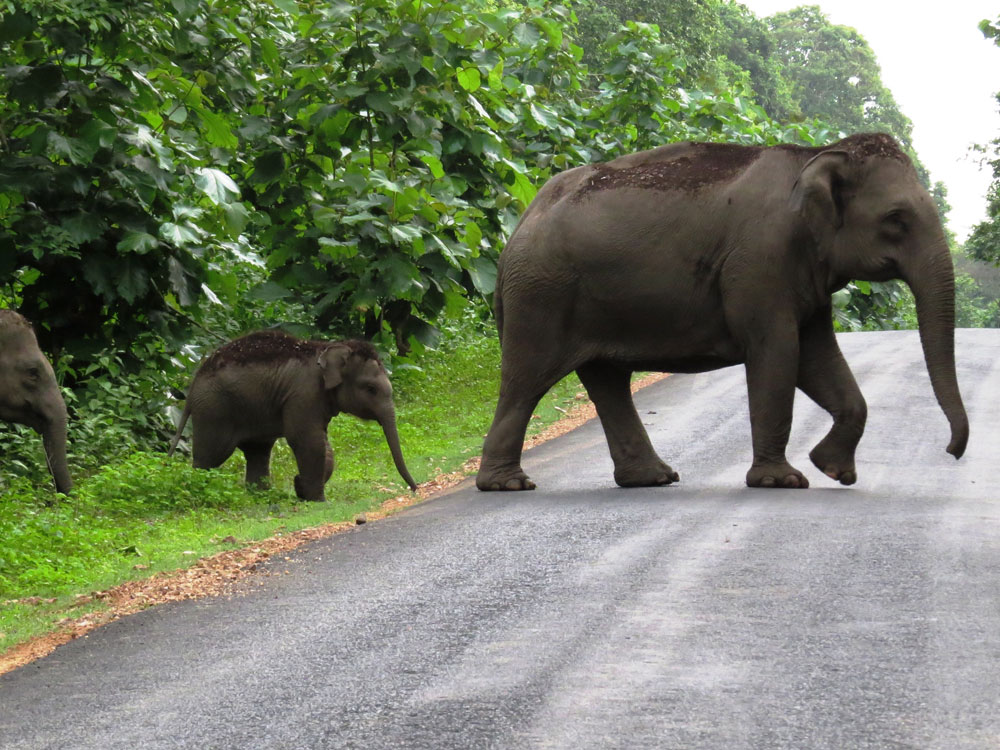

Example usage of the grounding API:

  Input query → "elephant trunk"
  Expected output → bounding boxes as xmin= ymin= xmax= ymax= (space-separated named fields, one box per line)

xmin=41 ymin=411 xmax=72 ymax=494
xmin=905 ymin=248 xmax=969 ymax=459
xmin=379 ymin=411 xmax=418 ymax=491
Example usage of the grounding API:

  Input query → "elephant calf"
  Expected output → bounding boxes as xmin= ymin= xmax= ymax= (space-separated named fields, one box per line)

xmin=169 ymin=331 xmax=417 ymax=501
xmin=0 ymin=309 xmax=72 ymax=494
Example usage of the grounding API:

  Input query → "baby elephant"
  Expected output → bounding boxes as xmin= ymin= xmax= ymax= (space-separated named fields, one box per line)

xmin=0 ymin=309 xmax=72 ymax=494
xmin=169 ymin=331 xmax=417 ymax=501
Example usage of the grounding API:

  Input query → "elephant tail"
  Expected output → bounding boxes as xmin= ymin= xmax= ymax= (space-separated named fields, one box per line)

xmin=167 ymin=400 xmax=192 ymax=457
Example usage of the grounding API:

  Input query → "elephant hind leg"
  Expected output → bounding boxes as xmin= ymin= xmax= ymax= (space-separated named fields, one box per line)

xmin=576 ymin=361 xmax=679 ymax=488
xmin=191 ymin=427 xmax=236 ymax=471
xmin=478 ymin=297 xmax=580 ymax=491
xmin=240 ymin=439 xmax=276 ymax=489
xmin=477 ymin=354 xmax=576 ymax=491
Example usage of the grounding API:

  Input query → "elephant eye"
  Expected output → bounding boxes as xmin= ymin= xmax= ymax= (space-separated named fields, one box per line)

xmin=881 ymin=209 xmax=908 ymax=239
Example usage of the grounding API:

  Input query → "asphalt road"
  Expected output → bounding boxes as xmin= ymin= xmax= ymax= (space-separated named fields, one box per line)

xmin=2 ymin=330 xmax=999 ymax=750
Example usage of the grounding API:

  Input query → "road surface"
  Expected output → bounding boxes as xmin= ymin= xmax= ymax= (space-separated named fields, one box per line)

xmin=1 ymin=330 xmax=998 ymax=749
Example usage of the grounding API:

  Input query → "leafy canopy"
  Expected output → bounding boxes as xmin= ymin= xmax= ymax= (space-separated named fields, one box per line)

xmin=966 ymin=14 xmax=1000 ymax=267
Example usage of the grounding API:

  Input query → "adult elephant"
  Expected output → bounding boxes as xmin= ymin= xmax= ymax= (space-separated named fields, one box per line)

xmin=169 ymin=331 xmax=417 ymax=501
xmin=0 ymin=309 xmax=72 ymax=493
xmin=477 ymin=133 xmax=968 ymax=491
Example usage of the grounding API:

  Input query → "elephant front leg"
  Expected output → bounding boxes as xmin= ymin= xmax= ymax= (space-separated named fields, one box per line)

xmin=576 ymin=362 xmax=678 ymax=488
xmin=241 ymin=439 xmax=276 ymax=490
xmin=323 ymin=438 xmax=335 ymax=483
xmin=743 ymin=330 xmax=809 ymax=489
xmin=798 ymin=309 xmax=867 ymax=485
xmin=288 ymin=429 xmax=330 ymax=502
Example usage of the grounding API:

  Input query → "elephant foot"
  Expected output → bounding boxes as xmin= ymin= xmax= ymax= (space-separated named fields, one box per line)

xmin=293 ymin=475 xmax=327 ymax=502
xmin=746 ymin=461 xmax=809 ymax=489
xmin=476 ymin=464 xmax=536 ymax=491
xmin=809 ymin=444 xmax=858 ymax=486
xmin=245 ymin=476 xmax=271 ymax=491
xmin=614 ymin=461 xmax=680 ymax=488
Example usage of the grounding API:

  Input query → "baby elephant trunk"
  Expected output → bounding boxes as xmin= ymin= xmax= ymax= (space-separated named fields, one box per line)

xmin=41 ymin=408 xmax=72 ymax=494
xmin=379 ymin=411 xmax=418 ymax=491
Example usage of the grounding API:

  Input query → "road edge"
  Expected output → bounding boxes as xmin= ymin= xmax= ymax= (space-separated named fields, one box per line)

xmin=0 ymin=373 xmax=668 ymax=675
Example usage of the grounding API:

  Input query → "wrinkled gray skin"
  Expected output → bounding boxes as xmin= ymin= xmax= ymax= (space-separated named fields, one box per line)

xmin=169 ymin=331 xmax=417 ymax=501
xmin=477 ymin=133 xmax=969 ymax=491
xmin=0 ymin=310 xmax=72 ymax=494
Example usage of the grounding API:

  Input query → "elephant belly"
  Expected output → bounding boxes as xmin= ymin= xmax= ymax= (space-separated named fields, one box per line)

xmin=190 ymin=387 xmax=285 ymax=445
xmin=574 ymin=283 xmax=743 ymax=371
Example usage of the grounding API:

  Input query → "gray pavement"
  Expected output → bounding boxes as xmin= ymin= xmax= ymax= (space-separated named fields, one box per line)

xmin=1 ymin=329 xmax=998 ymax=749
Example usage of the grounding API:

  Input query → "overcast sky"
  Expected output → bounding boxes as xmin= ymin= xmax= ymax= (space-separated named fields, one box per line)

xmin=737 ymin=1 xmax=1000 ymax=241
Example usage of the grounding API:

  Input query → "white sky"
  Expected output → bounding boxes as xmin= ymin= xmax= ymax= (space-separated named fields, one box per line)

xmin=737 ymin=0 xmax=1000 ymax=241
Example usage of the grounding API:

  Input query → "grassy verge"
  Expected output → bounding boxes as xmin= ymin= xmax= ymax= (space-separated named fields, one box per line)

xmin=0 ymin=324 xmax=587 ymax=654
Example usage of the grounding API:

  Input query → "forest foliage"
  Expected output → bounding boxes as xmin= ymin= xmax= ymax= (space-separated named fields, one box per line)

xmin=0 ymin=0 xmax=995 ymax=485
xmin=967 ymin=14 xmax=1000 ymax=271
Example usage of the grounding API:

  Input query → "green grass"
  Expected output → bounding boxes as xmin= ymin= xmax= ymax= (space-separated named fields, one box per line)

xmin=0 ymin=323 xmax=588 ymax=654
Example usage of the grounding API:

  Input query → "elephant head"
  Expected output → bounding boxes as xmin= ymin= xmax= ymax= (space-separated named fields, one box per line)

xmin=0 ymin=309 xmax=72 ymax=493
xmin=791 ymin=133 xmax=968 ymax=458
xmin=318 ymin=340 xmax=418 ymax=490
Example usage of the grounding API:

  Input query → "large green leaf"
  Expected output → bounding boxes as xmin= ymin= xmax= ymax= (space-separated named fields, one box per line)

xmin=0 ymin=10 xmax=35 ymax=42
xmin=197 ymin=109 xmax=238 ymax=149
xmin=418 ymin=154 xmax=445 ymax=179
xmin=252 ymin=151 xmax=285 ymax=184
xmin=467 ymin=254 xmax=497 ymax=295
xmin=116 ymin=260 xmax=150 ymax=304
xmin=62 ymin=213 xmax=107 ymax=244
xmin=48 ymin=132 xmax=98 ymax=166
xmin=167 ymin=256 xmax=198 ymax=307
xmin=457 ymin=67 xmax=481 ymax=92
xmin=223 ymin=202 xmax=251 ymax=236
xmin=318 ymin=237 xmax=359 ymax=261
xmin=194 ymin=168 xmax=240 ymax=206
xmin=505 ymin=170 xmax=537 ymax=209
xmin=117 ymin=231 xmax=160 ymax=254
xmin=375 ymin=254 xmax=423 ymax=298
xmin=160 ymin=222 xmax=202 ymax=246
xmin=389 ymin=224 xmax=423 ymax=246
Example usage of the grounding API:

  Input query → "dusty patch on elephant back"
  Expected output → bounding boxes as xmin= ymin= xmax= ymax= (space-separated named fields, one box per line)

xmin=199 ymin=330 xmax=324 ymax=374
xmin=573 ymin=133 xmax=907 ymax=201
xmin=199 ymin=332 xmax=382 ymax=375
xmin=578 ymin=142 xmax=764 ymax=196
xmin=829 ymin=132 xmax=909 ymax=164
xmin=339 ymin=339 xmax=385 ymax=367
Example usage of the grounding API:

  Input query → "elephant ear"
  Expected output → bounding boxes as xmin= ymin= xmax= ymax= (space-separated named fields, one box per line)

xmin=789 ymin=150 xmax=851 ymax=240
xmin=318 ymin=344 xmax=350 ymax=390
